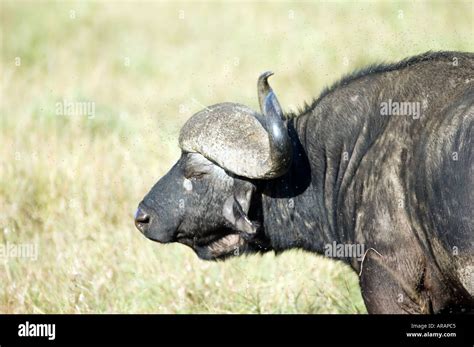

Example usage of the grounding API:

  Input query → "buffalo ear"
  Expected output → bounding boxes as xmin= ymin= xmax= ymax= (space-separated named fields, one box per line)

xmin=222 ymin=183 xmax=257 ymax=235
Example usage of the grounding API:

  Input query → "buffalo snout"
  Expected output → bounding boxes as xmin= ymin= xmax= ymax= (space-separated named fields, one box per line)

xmin=134 ymin=206 xmax=151 ymax=234
xmin=134 ymin=204 xmax=176 ymax=243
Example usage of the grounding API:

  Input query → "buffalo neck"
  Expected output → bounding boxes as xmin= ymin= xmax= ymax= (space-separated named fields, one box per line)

xmin=260 ymin=106 xmax=377 ymax=267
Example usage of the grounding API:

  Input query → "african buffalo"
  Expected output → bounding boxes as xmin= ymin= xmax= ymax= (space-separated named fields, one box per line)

xmin=135 ymin=51 xmax=473 ymax=314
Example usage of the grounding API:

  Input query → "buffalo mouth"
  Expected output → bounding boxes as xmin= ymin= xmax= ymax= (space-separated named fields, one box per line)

xmin=177 ymin=232 xmax=244 ymax=260
xmin=177 ymin=232 xmax=270 ymax=261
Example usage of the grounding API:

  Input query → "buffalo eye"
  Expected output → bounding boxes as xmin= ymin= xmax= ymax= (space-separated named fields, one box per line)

xmin=183 ymin=153 xmax=215 ymax=180
xmin=187 ymin=171 xmax=206 ymax=180
xmin=183 ymin=164 xmax=208 ymax=180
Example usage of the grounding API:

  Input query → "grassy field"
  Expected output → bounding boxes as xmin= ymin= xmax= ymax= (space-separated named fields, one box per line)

xmin=0 ymin=0 xmax=472 ymax=313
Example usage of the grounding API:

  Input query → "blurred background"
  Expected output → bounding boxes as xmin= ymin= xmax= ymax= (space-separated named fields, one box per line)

xmin=0 ymin=0 xmax=472 ymax=313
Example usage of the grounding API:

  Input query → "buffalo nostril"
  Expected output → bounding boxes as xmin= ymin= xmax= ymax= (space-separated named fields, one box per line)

xmin=134 ymin=208 xmax=150 ymax=232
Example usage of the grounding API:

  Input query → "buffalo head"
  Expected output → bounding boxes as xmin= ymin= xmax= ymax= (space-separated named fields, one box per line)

xmin=135 ymin=72 xmax=292 ymax=260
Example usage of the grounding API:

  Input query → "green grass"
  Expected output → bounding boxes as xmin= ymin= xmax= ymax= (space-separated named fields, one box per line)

xmin=0 ymin=0 xmax=472 ymax=313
